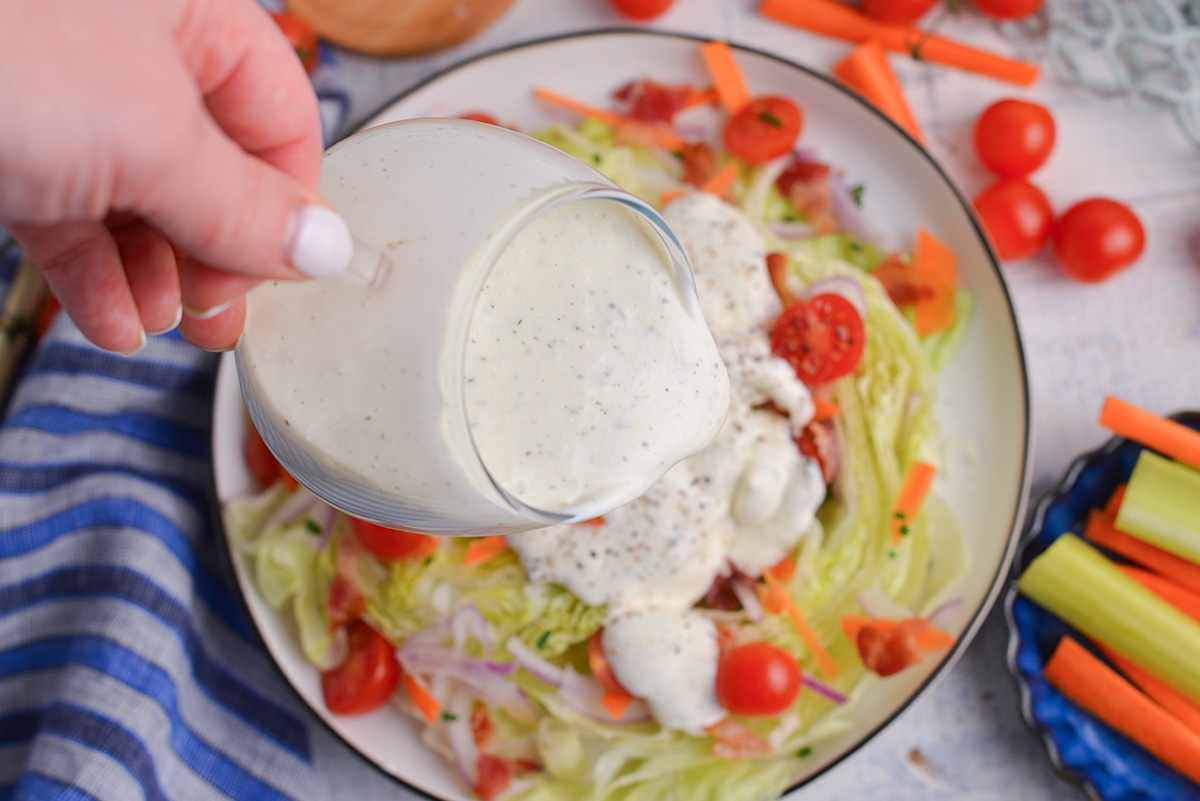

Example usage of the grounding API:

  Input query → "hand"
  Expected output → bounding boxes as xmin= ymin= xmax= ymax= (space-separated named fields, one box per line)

xmin=0 ymin=0 xmax=352 ymax=353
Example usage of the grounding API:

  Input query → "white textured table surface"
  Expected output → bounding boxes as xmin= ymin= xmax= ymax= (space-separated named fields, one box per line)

xmin=301 ymin=2 xmax=1200 ymax=798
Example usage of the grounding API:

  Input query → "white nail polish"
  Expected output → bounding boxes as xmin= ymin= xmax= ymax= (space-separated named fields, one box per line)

xmin=289 ymin=204 xmax=353 ymax=278
xmin=183 ymin=301 xmax=232 ymax=321
xmin=148 ymin=305 xmax=183 ymax=336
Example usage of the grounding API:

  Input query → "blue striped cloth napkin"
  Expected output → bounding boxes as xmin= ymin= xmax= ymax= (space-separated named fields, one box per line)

xmin=0 ymin=243 xmax=374 ymax=801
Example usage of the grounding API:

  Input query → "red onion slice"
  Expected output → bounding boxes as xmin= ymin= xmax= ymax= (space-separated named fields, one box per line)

xmin=558 ymin=665 xmax=652 ymax=725
xmin=927 ymin=597 xmax=963 ymax=628
xmin=828 ymin=170 xmax=883 ymax=248
xmin=802 ymin=673 xmax=847 ymax=705
xmin=730 ymin=576 xmax=764 ymax=623
xmin=507 ymin=637 xmax=565 ymax=687
xmin=451 ymin=604 xmax=493 ymax=657
xmin=798 ymin=276 xmax=867 ymax=321
xmin=769 ymin=221 xmax=819 ymax=241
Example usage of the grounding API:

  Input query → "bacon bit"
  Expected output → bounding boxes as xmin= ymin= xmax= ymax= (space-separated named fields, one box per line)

xmin=471 ymin=703 xmax=496 ymax=749
xmin=681 ymin=142 xmax=721 ymax=187
xmin=872 ymin=253 xmax=934 ymax=307
xmin=325 ymin=538 xmax=367 ymax=630
xmin=841 ymin=616 xmax=954 ymax=677
xmin=613 ymin=79 xmax=695 ymax=123
xmin=794 ymin=421 xmax=839 ymax=484
xmin=513 ymin=759 xmax=543 ymax=774
xmin=704 ymin=571 xmax=744 ymax=611
xmin=715 ymin=622 xmax=739 ymax=654
xmin=765 ymin=252 xmax=797 ymax=306
xmin=707 ymin=718 xmax=772 ymax=760
xmin=473 ymin=754 xmax=515 ymax=801
xmin=776 ymin=158 xmax=839 ymax=234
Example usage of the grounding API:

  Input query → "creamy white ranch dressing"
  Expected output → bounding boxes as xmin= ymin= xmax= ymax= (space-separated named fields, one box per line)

xmin=463 ymin=198 xmax=730 ymax=515
xmin=508 ymin=193 xmax=827 ymax=734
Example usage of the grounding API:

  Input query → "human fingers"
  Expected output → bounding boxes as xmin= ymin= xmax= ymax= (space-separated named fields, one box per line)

xmin=9 ymin=220 xmax=144 ymax=354
xmin=178 ymin=258 xmax=260 ymax=319
xmin=111 ymin=220 xmax=183 ymax=336
xmin=178 ymin=296 xmax=246 ymax=352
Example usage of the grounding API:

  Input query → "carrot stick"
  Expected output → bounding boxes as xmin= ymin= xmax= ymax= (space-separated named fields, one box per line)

xmin=534 ymin=88 xmax=686 ymax=150
xmin=463 ymin=535 xmax=509 ymax=567
xmin=766 ymin=252 xmax=796 ymax=306
xmin=762 ymin=568 xmax=840 ymax=678
xmin=1118 ymin=564 xmax=1200 ymax=624
xmin=1085 ymin=510 xmax=1200 ymax=595
xmin=1101 ymin=396 xmax=1200 ymax=472
xmin=404 ymin=673 xmax=441 ymax=724
xmin=600 ymin=689 xmax=633 ymax=720
xmin=911 ymin=229 xmax=958 ymax=337
xmin=759 ymin=0 xmax=1039 ymax=87
xmin=811 ymin=398 xmax=842 ymax=423
xmin=1043 ymin=636 xmax=1200 ymax=783
xmin=833 ymin=40 xmax=923 ymax=143
xmin=1096 ymin=643 xmax=1200 ymax=736
xmin=660 ymin=161 xmax=740 ymax=206
xmin=701 ymin=41 xmax=751 ymax=114
xmin=757 ymin=583 xmax=784 ymax=615
xmin=684 ymin=87 xmax=720 ymax=109
xmin=890 ymin=460 xmax=937 ymax=546
xmin=1105 ymin=483 xmax=1127 ymax=517
xmin=766 ymin=554 xmax=796 ymax=582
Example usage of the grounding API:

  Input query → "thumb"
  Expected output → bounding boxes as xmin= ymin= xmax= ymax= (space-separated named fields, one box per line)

xmin=131 ymin=112 xmax=352 ymax=281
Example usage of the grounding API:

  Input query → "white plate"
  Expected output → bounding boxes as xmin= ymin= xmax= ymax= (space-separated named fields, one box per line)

xmin=212 ymin=29 xmax=1031 ymax=801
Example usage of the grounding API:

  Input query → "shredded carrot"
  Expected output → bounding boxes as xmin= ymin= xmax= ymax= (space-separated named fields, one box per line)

xmin=701 ymin=41 xmax=751 ymax=114
xmin=404 ymin=673 xmax=441 ymax=724
xmin=1118 ymin=564 xmax=1200 ymax=624
xmin=533 ymin=88 xmax=686 ymax=150
xmin=811 ymin=398 xmax=842 ymax=423
xmin=463 ymin=535 xmax=509 ymax=567
xmin=660 ymin=161 xmax=740 ymax=207
xmin=911 ymin=229 xmax=958 ymax=337
xmin=765 ymin=252 xmax=796 ymax=306
xmin=757 ymin=582 xmax=785 ymax=615
xmin=659 ymin=190 xmax=686 ymax=206
xmin=1044 ymin=636 xmax=1200 ymax=783
xmin=1105 ymin=483 xmax=1127 ymax=517
xmin=1100 ymin=396 xmax=1200 ymax=472
xmin=600 ymin=689 xmax=633 ymax=720
xmin=1085 ymin=510 xmax=1200 ymax=595
xmin=833 ymin=40 xmax=923 ymax=143
xmin=766 ymin=555 xmax=796 ymax=582
xmin=684 ymin=87 xmax=720 ymax=109
xmin=762 ymin=569 xmax=839 ymax=678
xmin=1096 ymin=642 xmax=1200 ymax=736
xmin=889 ymin=460 xmax=937 ymax=546
xmin=759 ymin=0 xmax=1039 ymax=87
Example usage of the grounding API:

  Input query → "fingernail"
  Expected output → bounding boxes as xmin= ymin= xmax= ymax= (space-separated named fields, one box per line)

xmin=289 ymin=204 xmax=352 ymax=278
xmin=201 ymin=333 xmax=242 ymax=354
xmin=183 ymin=301 xmax=232 ymax=321
xmin=119 ymin=329 xmax=147 ymax=357
xmin=148 ymin=305 xmax=183 ymax=336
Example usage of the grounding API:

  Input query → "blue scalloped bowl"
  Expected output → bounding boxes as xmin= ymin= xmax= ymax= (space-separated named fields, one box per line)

xmin=1004 ymin=411 xmax=1200 ymax=801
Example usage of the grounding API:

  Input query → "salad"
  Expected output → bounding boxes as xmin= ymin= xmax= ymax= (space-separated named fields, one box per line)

xmin=227 ymin=42 xmax=973 ymax=801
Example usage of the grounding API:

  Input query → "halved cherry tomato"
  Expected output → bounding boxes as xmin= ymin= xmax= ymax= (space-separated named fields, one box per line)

xmin=350 ymin=518 xmax=438 ymax=562
xmin=973 ymin=178 xmax=1054 ymax=261
xmin=680 ymin=142 xmax=721 ymax=188
xmin=244 ymin=425 xmax=280 ymax=488
xmin=974 ymin=99 xmax=1056 ymax=178
xmin=271 ymin=11 xmax=320 ymax=75
xmin=321 ymin=620 xmax=399 ymax=715
xmin=770 ymin=294 xmax=866 ymax=387
xmin=459 ymin=112 xmax=501 ymax=126
xmin=609 ymin=0 xmax=675 ymax=20
xmin=860 ymin=0 xmax=939 ymax=24
xmin=587 ymin=629 xmax=631 ymax=696
xmin=715 ymin=642 xmax=802 ymax=717
xmin=1053 ymin=198 xmax=1145 ymax=283
xmin=724 ymin=97 xmax=803 ymax=166
xmin=971 ymin=0 xmax=1044 ymax=19
xmin=473 ymin=754 xmax=515 ymax=801
xmin=325 ymin=574 xmax=367 ymax=630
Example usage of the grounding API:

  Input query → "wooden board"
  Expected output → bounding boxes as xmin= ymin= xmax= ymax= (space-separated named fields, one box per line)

xmin=286 ymin=0 xmax=516 ymax=56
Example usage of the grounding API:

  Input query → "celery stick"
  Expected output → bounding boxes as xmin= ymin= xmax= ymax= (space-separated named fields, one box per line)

xmin=1017 ymin=533 xmax=1200 ymax=704
xmin=1116 ymin=450 xmax=1200 ymax=564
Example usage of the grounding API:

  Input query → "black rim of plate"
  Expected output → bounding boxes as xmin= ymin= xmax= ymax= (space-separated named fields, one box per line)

xmin=208 ymin=27 xmax=1033 ymax=801
xmin=1002 ymin=412 xmax=1200 ymax=801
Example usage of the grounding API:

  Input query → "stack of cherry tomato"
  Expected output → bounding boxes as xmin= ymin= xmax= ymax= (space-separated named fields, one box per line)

xmin=971 ymin=99 xmax=1146 ymax=282
xmin=857 ymin=0 xmax=1045 ymax=24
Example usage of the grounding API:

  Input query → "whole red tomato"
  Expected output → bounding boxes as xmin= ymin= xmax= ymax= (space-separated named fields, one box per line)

xmin=860 ymin=0 xmax=940 ymax=24
xmin=321 ymin=621 xmax=399 ymax=715
xmin=1053 ymin=198 xmax=1145 ymax=282
xmin=715 ymin=643 xmax=802 ymax=717
xmin=609 ymin=0 xmax=675 ymax=20
xmin=971 ymin=0 xmax=1044 ymax=19
xmin=974 ymin=99 xmax=1056 ymax=177
xmin=974 ymin=178 xmax=1054 ymax=261
xmin=271 ymin=11 xmax=320 ymax=75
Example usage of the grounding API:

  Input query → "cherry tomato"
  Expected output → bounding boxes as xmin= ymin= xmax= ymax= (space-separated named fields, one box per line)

xmin=588 ymin=629 xmax=631 ymax=696
xmin=715 ymin=642 xmax=802 ymax=717
xmin=970 ymin=0 xmax=1044 ymax=19
xmin=724 ymin=97 xmax=804 ymax=166
xmin=271 ymin=11 xmax=320 ymax=75
xmin=770 ymin=294 xmax=866 ymax=387
xmin=244 ymin=425 xmax=280 ymax=488
xmin=609 ymin=0 xmax=674 ymax=20
xmin=321 ymin=620 xmax=399 ymax=715
xmin=1053 ymin=198 xmax=1145 ymax=283
xmin=973 ymin=178 xmax=1054 ymax=261
xmin=974 ymin=99 xmax=1056 ymax=177
xmin=473 ymin=754 xmax=515 ymax=801
xmin=350 ymin=518 xmax=438 ymax=562
xmin=860 ymin=0 xmax=939 ymax=24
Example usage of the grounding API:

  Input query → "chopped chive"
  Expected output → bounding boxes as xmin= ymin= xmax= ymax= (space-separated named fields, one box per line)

xmin=424 ymin=556 xmax=434 ymax=565
xmin=889 ymin=550 xmax=897 ymax=558
xmin=900 ymin=525 xmax=910 ymax=536
xmin=797 ymin=746 xmax=813 ymax=758
xmin=442 ymin=712 xmax=458 ymax=721
xmin=894 ymin=511 xmax=907 ymax=520
xmin=304 ymin=519 xmax=321 ymax=534
xmin=851 ymin=184 xmax=865 ymax=206
xmin=758 ymin=111 xmax=783 ymax=128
